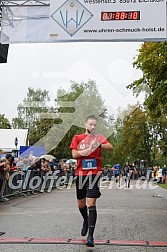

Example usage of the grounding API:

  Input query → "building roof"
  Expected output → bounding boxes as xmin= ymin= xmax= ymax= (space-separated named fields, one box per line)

xmin=0 ymin=129 xmax=28 ymax=151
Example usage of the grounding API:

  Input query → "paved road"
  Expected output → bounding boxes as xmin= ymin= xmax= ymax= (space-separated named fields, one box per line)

xmin=0 ymin=179 xmax=167 ymax=252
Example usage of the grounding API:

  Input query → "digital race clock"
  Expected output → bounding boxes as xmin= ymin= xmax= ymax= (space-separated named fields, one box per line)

xmin=101 ymin=11 xmax=140 ymax=21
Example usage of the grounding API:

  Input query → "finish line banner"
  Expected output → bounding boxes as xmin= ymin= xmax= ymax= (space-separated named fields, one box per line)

xmin=50 ymin=0 xmax=166 ymax=41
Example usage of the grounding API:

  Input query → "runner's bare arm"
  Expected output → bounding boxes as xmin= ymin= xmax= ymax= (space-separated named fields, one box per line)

xmin=72 ymin=140 xmax=97 ymax=158
xmin=72 ymin=148 xmax=93 ymax=158
xmin=101 ymin=143 xmax=113 ymax=150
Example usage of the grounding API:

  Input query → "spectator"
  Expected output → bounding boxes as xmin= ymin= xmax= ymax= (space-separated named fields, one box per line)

xmin=48 ymin=159 xmax=54 ymax=172
xmin=153 ymin=166 xmax=158 ymax=181
xmin=0 ymin=154 xmax=11 ymax=201
xmin=15 ymin=157 xmax=21 ymax=170
xmin=0 ymin=158 xmax=6 ymax=199
xmin=146 ymin=167 xmax=152 ymax=182
xmin=157 ymin=166 xmax=163 ymax=183
xmin=112 ymin=162 xmax=121 ymax=186
xmin=162 ymin=165 xmax=166 ymax=184
xmin=123 ymin=161 xmax=131 ymax=188
xmin=107 ymin=167 xmax=113 ymax=181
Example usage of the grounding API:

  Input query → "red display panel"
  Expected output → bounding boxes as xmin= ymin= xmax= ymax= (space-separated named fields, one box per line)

xmin=101 ymin=11 xmax=140 ymax=21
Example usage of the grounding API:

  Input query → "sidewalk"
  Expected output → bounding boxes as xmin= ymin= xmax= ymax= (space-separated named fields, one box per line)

xmin=0 ymin=179 xmax=167 ymax=252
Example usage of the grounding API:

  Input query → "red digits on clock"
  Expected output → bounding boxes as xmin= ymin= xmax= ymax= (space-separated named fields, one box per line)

xmin=128 ymin=12 xmax=132 ymax=19
xmin=133 ymin=12 xmax=138 ymax=20
xmin=115 ymin=12 xmax=120 ymax=19
xmin=102 ymin=12 xmax=107 ymax=21
xmin=101 ymin=11 xmax=139 ymax=21
xmin=120 ymin=12 xmax=125 ymax=20
xmin=109 ymin=13 xmax=112 ymax=20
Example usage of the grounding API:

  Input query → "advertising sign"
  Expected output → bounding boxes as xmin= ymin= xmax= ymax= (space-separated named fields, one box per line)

xmin=19 ymin=146 xmax=46 ymax=158
xmin=50 ymin=0 xmax=166 ymax=41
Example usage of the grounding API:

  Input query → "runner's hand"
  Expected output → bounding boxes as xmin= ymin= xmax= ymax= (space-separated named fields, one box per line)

xmin=89 ymin=139 xmax=100 ymax=149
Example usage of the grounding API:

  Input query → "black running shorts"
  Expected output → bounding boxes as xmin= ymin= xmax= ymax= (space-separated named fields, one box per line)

xmin=76 ymin=174 xmax=101 ymax=200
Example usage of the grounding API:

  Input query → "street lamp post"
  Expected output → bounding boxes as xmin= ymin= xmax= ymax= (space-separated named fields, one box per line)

xmin=14 ymin=137 xmax=18 ymax=157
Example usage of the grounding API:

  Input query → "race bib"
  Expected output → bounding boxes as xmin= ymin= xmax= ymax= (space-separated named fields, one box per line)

xmin=82 ymin=158 xmax=97 ymax=170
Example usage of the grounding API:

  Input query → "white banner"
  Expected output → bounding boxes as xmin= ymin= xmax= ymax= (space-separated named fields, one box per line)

xmin=50 ymin=0 xmax=167 ymax=41
xmin=0 ymin=1 xmax=166 ymax=43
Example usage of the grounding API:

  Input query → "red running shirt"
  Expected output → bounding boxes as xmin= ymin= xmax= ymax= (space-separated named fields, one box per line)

xmin=70 ymin=133 xmax=109 ymax=176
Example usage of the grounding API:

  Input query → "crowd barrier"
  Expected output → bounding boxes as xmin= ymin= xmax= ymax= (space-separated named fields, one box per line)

xmin=0 ymin=169 xmax=166 ymax=203
xmin=0 ymin=170 xmax=74 ymax=203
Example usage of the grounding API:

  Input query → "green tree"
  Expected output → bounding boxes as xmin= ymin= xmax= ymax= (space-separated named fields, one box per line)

xmin=127 ymin=42 xmax=167 ymax=117
xmin=12 ymin=87 xmax=50 ymax=129
xmin=122 ymin=106 xmax=152 ymax=164
xmin=148 ymin=115 xmax=167 ymax=159
xmin=0 ymin=114 xmax=11 ymax=129
xmin=127 ymin=42 xmax=167 ymax=159
xmin=111 ymin=109 xmax=127 ymax=166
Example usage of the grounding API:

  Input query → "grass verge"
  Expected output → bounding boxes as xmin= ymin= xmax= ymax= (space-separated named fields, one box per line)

xmin=158 ymin=183 xmax=167 ymax=190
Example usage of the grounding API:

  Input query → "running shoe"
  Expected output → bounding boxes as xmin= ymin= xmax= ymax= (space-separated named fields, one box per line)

xmin=81 ymin=221 xmax=88 ymax=236
xmin=86 ymin=235 xmax=94 ymax=247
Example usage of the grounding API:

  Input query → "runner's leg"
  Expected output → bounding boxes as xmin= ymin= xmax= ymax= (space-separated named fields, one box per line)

xmin=78 ymin=198 xmax=88 ymax=236
xmin=86 ymin=198 xmax=97 ymax=247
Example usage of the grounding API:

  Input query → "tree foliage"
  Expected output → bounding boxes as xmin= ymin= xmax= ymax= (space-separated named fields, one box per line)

xmin=12 ymin=87 xmax=50 ymax=129
xmin=0 ymin=114 xmax=11 ymax=129
xmin=122 ymin=106 xmax=152 ymax=164
xmin=127 ymin=42 xmax=167 ymax=159
xmin=110 ymin=109 xmax=126 ymax=165
xmin=127 ymin=42 xmax=167 ymax=117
